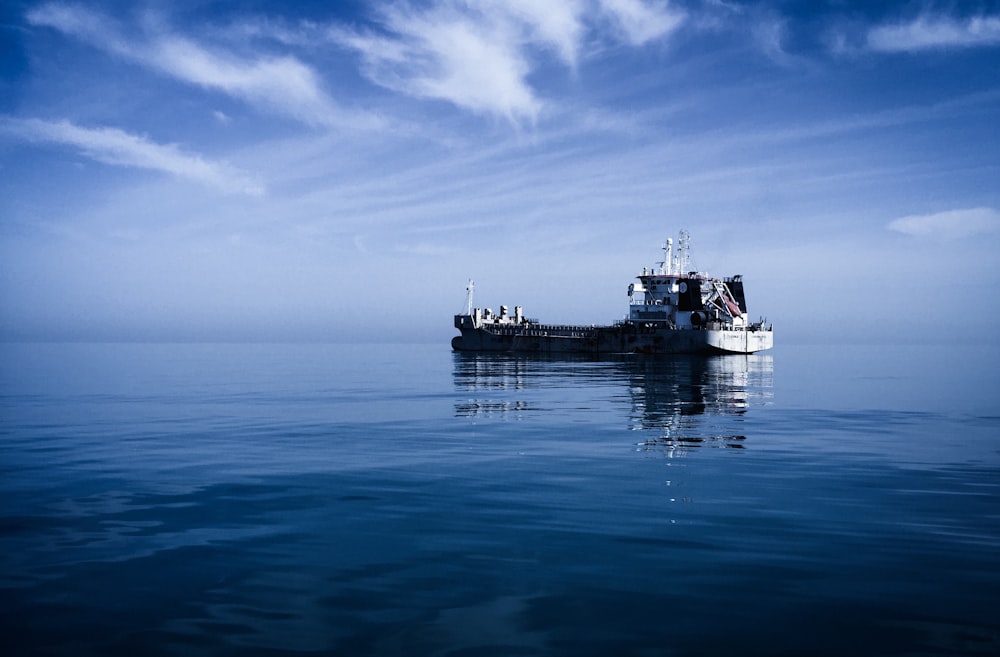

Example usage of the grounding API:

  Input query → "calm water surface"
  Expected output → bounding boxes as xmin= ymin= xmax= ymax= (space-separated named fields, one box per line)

xmin=1 ymin=342 xmax=998 ymax=656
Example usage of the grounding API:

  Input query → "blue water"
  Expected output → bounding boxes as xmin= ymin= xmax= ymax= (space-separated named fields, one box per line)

xmin=1 ymin=342 xmax=998 ymax=656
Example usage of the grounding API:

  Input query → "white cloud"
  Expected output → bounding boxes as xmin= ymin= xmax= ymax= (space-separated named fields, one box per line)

xmin=486 ymin=0 xmax=586 ymax=66
xmin=867 ymin=14 xmax=1000 ymax=52
xmin=26 ymin=2 xmax=132 ymax=54
xmin=333 ymin=0 xmax=685 ymax=125
xmin=392 ymin=241 xmax=458 ymax=257
xmin=887 ymin=208 xmax=1000 ymax=239
xmin=150 ymin=36 xmax=349 ymax=127
xmin=598 ymin=0 xmax=685 ymax=46
xmin=335 ymin=3 xmax=543 ymax=124
xmin=27 ymin=2 xmax=373 ymax=129
xmin=1 ymin=116 xmax=263 ymax=195
xmin=29 ymin=1 xmax=687 ymax=129
xmin=750 ymin=17 xmax=796 ymax=66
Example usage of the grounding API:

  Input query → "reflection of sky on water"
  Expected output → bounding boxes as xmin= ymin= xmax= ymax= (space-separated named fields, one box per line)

xmin=452 ymin=353 xmax=774 ymax=454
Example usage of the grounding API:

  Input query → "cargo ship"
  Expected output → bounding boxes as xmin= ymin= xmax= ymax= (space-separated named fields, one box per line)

xmin=452 ymin=231 xmax=773 ymax=355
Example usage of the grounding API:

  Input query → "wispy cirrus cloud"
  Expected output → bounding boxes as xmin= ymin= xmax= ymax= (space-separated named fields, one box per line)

xmin=27 ymin=1 xmax=686 ymax=129
xmin=26 ymin=2 xmax=375 ymax=130
xmin=887 ymin=207 xmax=1000 ymax=239
xmin=332 ymin=0 xmax=684 ymax=125
xmin=867 ymin=13 xmax=1000 ymax=52
xmin=333 ymin=4 xmax=545 ymax=125
xmin=598 ymin=0 xmax=685 ymax=46
xmin=487 ymin=0 xmax=587 ymax=66
xmin=1 ymin=116 xmax=263 ymax=195
xmin=149 ymin=37 xmax=355 ymax=127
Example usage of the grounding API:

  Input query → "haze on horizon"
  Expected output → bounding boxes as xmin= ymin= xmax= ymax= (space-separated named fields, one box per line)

xmin=2 ymin=0 xmax=999 ymax=345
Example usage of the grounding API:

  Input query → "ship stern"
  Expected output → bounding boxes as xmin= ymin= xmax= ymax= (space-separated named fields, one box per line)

xmin=706 ymin=329 xmax=774 ymax=354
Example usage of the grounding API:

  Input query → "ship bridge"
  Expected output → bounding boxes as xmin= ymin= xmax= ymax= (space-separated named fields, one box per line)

xmin=627 ymin=232 xmax=748 ymax=330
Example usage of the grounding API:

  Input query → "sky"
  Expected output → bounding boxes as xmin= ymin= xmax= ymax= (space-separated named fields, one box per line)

xmin=1 ymin=0 xmax=999 ymax=344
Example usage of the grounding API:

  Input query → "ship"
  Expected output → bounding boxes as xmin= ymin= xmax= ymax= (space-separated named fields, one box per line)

xmin=452 ymin=231 xmax=773 ymax=355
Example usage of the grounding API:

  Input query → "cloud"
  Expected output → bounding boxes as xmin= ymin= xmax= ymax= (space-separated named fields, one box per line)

xmin=26 ymin=2 xmax=132 ymax=53
xmin=28 ymin=1 xmax=687 ymax=128
xmin=748 ymin=16 xmax=803 ymax=67
xmin=1 ymin=116 xmax=263 ymax=195
xmin=867 ymin=14 xmax=1000 ymax=52
xmin=486 ymin=0 xmax=587 ymax=66
xmin=391 ymin=241 xmax=458 ymax=257
xmin=149 ymin=36 xmax=350 ymax=127
xmin=887 ymin=208 xmax=1000 ymax=239
xmin=334 ymin=4 xmax=543 ymax=124
xmin=333 ymin=0 xmax=684 ymax=125
xmin=26 ymin=2 xmax=373 ymax=129
xmin=598 ymin=0 xmax=685 ymax=46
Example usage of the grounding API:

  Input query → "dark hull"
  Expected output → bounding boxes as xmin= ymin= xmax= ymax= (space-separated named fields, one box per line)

xmin=452 ymin=322 xmax=772 ymax=355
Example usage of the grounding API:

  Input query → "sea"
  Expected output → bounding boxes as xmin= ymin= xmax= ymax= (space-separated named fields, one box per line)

xmin=1 ymin=341 xmax=998 ymax=657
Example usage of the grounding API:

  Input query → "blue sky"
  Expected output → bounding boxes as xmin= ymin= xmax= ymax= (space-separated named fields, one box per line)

xmin=1 ymin=0 xmax=999 ymax=344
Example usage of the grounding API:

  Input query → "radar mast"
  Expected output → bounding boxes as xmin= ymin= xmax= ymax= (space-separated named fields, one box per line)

xmin=676 ymin=230 xmax=691 ymax=274
xmin=464 ymin=279 xmax=475 ymax=315
xmin=660 ymin=238 xmax=674 ymax=275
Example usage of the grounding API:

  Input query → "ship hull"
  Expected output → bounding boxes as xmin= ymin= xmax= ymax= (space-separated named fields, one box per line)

xmin=451 ymin=322 xmax=773 ymax=355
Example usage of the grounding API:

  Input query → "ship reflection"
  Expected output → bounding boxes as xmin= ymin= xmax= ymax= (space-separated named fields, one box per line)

xmin=453 ymin=353 xmax=773 ymax=452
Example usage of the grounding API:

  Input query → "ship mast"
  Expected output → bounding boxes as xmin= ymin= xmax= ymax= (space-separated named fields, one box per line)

xmin=676 ymin=230 xmax=691 ymax=274
xmin=661 ymin=238 xmax=673 ymax=275
xmin=465 ymin=279 xmax=475 ymax=315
